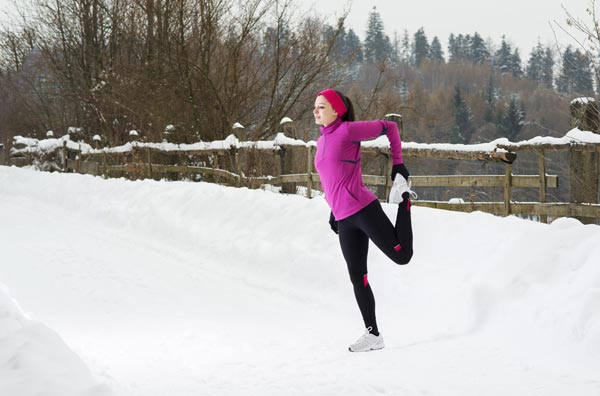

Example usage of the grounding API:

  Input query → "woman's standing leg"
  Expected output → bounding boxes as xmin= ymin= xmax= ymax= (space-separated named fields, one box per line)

xmin=337 ymin=218 xmax=379 ymax=336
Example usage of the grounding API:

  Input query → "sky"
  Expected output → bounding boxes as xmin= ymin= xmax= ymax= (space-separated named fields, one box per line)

xmin=304 ymin=0 xmax=592 ymax=55
xmin=1 ymin=163 xmax=600 ymax=395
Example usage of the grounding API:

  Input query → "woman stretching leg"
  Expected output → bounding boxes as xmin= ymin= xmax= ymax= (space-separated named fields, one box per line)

xmin=314 ymin=88 xmax=415 ymax=352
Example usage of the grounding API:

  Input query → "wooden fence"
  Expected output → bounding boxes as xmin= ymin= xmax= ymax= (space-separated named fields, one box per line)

xmin=9 ymin=130 xmax=599 ymax=224
xmin=42 ymin=137 xmax=600 ymax=223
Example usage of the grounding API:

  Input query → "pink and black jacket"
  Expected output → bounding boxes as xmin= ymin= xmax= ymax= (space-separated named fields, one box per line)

xmin=315 ymin=117 xmax=404 ymax=221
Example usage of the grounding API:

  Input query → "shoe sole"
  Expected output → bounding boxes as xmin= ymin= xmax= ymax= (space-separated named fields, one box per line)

xmin=348 ymin=344 xmax=385 ymax=352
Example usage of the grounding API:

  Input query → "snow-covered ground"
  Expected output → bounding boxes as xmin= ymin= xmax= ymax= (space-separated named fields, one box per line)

xmin=1 ymin=165 xmax=599 ymax=396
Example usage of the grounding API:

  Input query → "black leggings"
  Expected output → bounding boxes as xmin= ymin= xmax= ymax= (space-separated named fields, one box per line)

xmin=338 ymin=197 xmax=413 ymax=336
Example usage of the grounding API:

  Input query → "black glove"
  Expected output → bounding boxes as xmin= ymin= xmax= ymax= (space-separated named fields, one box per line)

xmin=391 ymin=163 xmax=410 ymax=181
xmin=329 ymin=211 xmax=339 ymax=234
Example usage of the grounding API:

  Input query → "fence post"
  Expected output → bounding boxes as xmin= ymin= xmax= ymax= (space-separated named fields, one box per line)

xmin=76 ymin=144 xmax=81 ymax=173
xmin=569 ymin=97 xmax=600 ymax=224
xmin=537 ymin=149 xmax=548 ymax=223
xmin=62 ymin=140 xmax=68 ymax=172
xmin=279 ymin=146 xmax=296 ymax=194
xmin=230 ymin=147 xmax=241 ymax=187
xmin=146 ymin=147 xmax=152 ymax=179
xmin=504 ymin=163 xmax=512 ymax=216
xmin=306 ymin=145 xmax=313 ymax=198
xmin=0 ymin=142 xmax=5 ymax=166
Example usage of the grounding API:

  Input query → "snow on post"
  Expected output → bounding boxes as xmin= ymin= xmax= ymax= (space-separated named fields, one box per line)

xmin=384 ymin=113 xmax=403 ymax=139
xmin=232 ymin=122 xmax=245 ymax=140
xmin=279 ymin=116 xmax=294 ymax=137
xmin=67 ymin=126 xmax=85 ymax=143
xmin=92 ymin=135 xmax=102 ymax=149
xmin=570 ymin=97 xmax=599 ymax=134
xmin=128 ymin=129 xmax=139 ymax=142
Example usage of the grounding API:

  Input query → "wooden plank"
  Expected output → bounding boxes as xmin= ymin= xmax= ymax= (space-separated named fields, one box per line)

xmin=412 ymin=201 xmax=505 ymax=215
xmin=409 ymin=175 xmax=557 ymax=188
xmin=412 ymin=201 xmax=600 ymax=219
xmin=362 ymin=175 xmax=387 ymax=186
xmin=497 ymin=143 xmax=600 ymax=152
xmin=510 ymin=203 xmax=600 ymax=218
xmin=279 ymin=174 xmax=311 ymax=184
xmin=398 ymin=147 xmax=517 ymax=163
xmin=103 ymin=163 xmax=240 ymax=181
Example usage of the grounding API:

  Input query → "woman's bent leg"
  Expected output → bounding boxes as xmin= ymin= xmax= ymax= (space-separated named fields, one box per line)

xmin=352 ymin=200 xmax=413 ymax=265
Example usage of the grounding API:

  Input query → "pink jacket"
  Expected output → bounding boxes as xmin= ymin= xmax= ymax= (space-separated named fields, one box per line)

xmin=315 ymin=118 xmax=403 ymax=220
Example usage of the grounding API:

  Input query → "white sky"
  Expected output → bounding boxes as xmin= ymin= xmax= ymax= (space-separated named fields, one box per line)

xmin=305 ymin=0 xmax=593 ymax=55
xmin=0 ymin=0 xmax=593 ymax=56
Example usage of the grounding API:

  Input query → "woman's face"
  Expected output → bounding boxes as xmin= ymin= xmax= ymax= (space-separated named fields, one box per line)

xmin=314 ymin=95 xmax=338 ymax=126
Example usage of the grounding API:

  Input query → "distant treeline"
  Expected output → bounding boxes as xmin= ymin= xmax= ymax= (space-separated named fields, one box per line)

xmin=0 ymin=1 xmax=592 ymax=146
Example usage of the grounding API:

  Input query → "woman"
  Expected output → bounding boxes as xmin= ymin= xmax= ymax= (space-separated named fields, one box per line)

xmin=313 ymin=88 xmax=415 ymax=352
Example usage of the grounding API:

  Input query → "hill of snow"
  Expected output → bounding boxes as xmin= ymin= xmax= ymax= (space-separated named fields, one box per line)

xmin=1 ymin=165 xmax=599 ymax=395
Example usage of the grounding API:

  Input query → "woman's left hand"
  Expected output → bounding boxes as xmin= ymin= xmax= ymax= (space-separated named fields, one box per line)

xmin=391 ymin=163 xmax=410 ymax=181
xmin=329 ymin=212 xmax=339 ymax=234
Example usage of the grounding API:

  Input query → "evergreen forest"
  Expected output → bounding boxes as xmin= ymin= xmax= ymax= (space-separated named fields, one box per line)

xmin=0 ymin=1 xmax=595 ymax=146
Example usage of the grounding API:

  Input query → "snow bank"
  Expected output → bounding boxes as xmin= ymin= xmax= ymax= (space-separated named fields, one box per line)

xmin=0 ymin=282 xmax=113 ymax=396
xmin=1 ymin=165 xmax=600 ymax=395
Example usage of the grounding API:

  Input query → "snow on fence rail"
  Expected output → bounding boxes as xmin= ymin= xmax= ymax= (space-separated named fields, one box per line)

xmin=7 ymin=129 xmax=600 ymax=223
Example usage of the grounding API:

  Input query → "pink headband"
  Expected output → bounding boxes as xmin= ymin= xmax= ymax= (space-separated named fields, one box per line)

xmin=317 ymin=89 xmax=347 ymax=117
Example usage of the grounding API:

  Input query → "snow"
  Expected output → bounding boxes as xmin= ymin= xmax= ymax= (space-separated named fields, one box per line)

xmin=571 ymin=97 xmax=596 ymax=105
xmin=14 ymin=126 xmax=600 ymax=162
xmin=12 ymin=135 xmax=92 ymax=154
xmin=1 ymin=165 xmax=600 ymax=395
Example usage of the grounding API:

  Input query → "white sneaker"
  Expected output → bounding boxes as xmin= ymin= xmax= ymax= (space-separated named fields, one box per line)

xmin=348 ymin=327 xmax=385 ymax=352
xmin=389 ymin=174 xmax=417 ymax=204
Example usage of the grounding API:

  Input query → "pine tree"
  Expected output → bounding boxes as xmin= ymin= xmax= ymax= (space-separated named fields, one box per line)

xmin=400 ymin=29 xmax=412 ymax=64
xmin=557 ymin=46 xmax=594 ymax=94
xmin=542 ymin=47 xmax=555 ymax=89
xmin=323 ymin=22 xmax=346 ymax=61
xmin=557 ymin=46 xmax=575 ymax=93
xmin=498 ymin=95 xmax=526 ymax=141
xmin=429 ymin=36 xmax=445 ymax=63
xmin=574 ymin=50 xmax=594 ymax=94
xmin=364 ymin=7 xmax=392 ymax=63
xmin=510 ymin=48 xmax=523 ymax=78
xmin=448 ymin=33 xmax=468 ymax=63
xmin=526 ymin=42 xmax=544 ymax=83
xmin=484 ymin=75 xmax=496 ymax=123
xmin=344 ymin=28 xmax=363 ymax=63
xmin=413 ymin=27 xmax=430 ymax=67
xmin=470 ymin=32 xmax=490 ymax=64
xmin=494 ymin=36 xmax=512 ymax=75
xmin=448 ymin=33 xmax=458 ymax=62
xmin=452 ymin=85 xmax=474 ymax=143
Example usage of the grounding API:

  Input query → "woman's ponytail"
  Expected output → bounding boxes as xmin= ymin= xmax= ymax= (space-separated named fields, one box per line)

xmin=335 ymin=90 xmax=355 ymax=122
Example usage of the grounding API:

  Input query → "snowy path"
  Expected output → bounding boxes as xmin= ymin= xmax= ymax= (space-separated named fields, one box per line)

xmin=1 ymin=166 xmax=600 ymax=395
